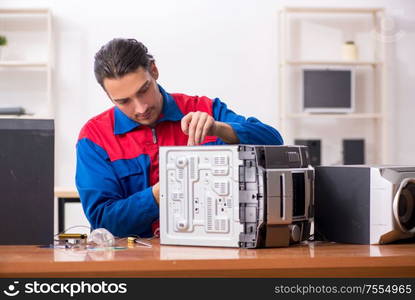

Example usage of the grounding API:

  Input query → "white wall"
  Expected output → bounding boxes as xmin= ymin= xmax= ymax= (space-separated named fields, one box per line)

xmin=1 ymin=0 xmax=415 ymax=187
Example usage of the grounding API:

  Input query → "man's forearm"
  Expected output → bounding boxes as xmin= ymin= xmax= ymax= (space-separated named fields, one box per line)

xmin=214 ymin=121 xmax=239 ymax=144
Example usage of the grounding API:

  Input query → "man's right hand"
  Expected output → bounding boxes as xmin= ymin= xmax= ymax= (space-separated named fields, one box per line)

xmin=152 ymin=182 xmax=160 ymax=205
xmin=181 ymin=111 xmax=239 ymax=145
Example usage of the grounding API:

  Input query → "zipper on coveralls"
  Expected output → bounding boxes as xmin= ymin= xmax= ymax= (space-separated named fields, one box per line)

xmin=151 ymin=127 xmax=158 ymax=144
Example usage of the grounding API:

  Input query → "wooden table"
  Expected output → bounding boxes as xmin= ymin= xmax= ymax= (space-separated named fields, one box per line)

xmin=54 ymin=187 xmax=79 ymax=199
xmin=1 ymin=240 xmax=415 ymax=278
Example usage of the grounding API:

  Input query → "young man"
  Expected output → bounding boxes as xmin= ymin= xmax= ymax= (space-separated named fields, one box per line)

xmin=76 ymin=38 xmax=283 ymax=238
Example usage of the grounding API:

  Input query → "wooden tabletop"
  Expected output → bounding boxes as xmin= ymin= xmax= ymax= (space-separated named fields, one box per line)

xmin=1 ymin=240 xmax=414 ymax=278
xmin=54 ymin=187 xmax=79 ymax=198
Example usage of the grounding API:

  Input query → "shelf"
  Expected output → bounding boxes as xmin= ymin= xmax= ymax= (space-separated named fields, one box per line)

xmin=0 ymin=115 xmax=53 ymax=119
xmin=0 ymin=8 xmax=50 ymax=15
xmin=0 ymin=61 xmax=48 ymax=67
xmin=283 ymin=7 xmax=384 ymax=14
xmin=285 ymin=113 xmax=383 ymax=119
xmin=0 ymin=8 xmax=53 ymax=119
xmin=279 ymin=6 xmax=388 ymax=164
xmin=283 ymin=60 xmax=381 ymax=66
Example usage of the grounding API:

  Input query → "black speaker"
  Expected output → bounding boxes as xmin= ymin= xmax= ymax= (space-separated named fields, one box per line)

xmin=0 ymin=119 xmax=54 ymax=245
xmin=294 ymin=139 xmax=321 ymax=166
xmin=343 ymin=139 xmax=365 ymax=165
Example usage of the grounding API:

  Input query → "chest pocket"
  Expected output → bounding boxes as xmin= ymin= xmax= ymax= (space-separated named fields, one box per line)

xmin=111 ymin=155 xmax=151 ymax=196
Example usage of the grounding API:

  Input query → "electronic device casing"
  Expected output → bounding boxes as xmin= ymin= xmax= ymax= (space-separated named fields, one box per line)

xmin=159 ymin=145 xmax=314 ymax=248
xmin=315 ymin=165 xmax=415 ymax=244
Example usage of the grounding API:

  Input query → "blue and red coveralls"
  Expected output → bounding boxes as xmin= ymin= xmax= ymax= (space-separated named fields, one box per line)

xmin=75 ymin=85 xmax=283 ymax=237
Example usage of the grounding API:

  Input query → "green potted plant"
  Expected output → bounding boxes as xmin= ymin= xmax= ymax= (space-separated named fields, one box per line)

xmin=0 ymin=35 xmax=7 ymax=60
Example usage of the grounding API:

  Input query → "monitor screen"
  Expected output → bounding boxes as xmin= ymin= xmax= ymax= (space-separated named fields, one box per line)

xmin=303 ymin=68 xmax=354 ymax=113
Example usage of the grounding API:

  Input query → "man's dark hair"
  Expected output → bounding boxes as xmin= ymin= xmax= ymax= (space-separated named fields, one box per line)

xmin=94 ymin=38 xmax=155 ymax=88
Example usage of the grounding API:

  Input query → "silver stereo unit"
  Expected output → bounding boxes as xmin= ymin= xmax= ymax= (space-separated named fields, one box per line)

xmin=159 ymin=145 xmax=314 ymax=248
xmin=315 ymin=166 xmax=415 ymax=244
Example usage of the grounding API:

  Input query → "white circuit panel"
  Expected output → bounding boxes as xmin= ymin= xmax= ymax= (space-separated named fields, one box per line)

xmin=159 ymin=145 xmax=243 ymax=247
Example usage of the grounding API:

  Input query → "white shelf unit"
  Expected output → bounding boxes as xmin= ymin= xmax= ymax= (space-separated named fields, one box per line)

xmin=278 ymin=7 xmax=388 ymax=165
xmin=284 ymin=60 xmax=381 ymax=66
xmin=0 ymin=8 xmax=53 ymax=119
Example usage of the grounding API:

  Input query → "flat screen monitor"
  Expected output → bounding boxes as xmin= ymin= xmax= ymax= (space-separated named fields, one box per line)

xmin=0 ymin=119 xmax=54 ymax=245
xmin=302 ymin=68 xmax=355 ymax=113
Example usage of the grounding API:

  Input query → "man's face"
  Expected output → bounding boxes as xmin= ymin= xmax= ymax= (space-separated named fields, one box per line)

xmin=103 ymin=64 xmax=163 ymax=127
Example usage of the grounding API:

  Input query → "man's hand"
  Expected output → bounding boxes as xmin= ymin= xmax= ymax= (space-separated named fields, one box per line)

xmin=181 ymin=111 xmax=217 ymax=146
xmin=181 ymin=111 xmax=239 ymax=145
xmin=152 ymin=182 xmax=160 ymax=205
